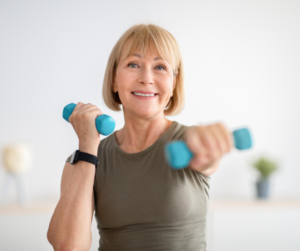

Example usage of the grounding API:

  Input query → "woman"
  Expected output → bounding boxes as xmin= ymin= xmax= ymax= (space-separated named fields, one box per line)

xmin=47 ymin=23 xmax=233 ymax=251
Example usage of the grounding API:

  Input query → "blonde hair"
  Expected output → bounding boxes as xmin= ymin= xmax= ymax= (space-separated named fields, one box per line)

xmin=102 ymin=23 xmax=185 ymax=116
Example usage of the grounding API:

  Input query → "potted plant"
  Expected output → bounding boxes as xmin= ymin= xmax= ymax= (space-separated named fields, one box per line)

xmin=249 ymin=155 xmax=279 ymax=199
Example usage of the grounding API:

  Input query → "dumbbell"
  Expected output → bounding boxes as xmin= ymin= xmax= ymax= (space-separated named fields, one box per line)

xmin=63 ymin=103 xmax=116 ymax=136
xmin=164 ymin=127 xmax=252 ymax=169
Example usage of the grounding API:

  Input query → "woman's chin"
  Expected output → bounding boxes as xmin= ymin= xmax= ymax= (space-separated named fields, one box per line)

xmin=134 ymin=109 xmax=159 ymax=118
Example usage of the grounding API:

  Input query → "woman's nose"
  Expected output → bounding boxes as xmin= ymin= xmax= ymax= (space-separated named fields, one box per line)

xmin=138 ymin=66 xmax=154 ymax=85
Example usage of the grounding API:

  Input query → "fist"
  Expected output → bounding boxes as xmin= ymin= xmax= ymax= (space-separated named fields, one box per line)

xmin=69 ymin=102 xmax=103 ymax=152
xmin=185 ymin=122 xmax=234 ymax=175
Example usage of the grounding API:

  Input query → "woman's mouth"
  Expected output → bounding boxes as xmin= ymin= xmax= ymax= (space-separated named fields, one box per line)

xmin=131 ymin=92 xmax=158 ymax=99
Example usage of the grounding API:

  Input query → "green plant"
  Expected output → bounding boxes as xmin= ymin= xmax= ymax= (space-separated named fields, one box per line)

xmin=250 ymin=155 xmax=279 ymax=179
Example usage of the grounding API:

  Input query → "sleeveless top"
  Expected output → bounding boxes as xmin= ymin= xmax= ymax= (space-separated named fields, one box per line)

xmin=66 ymin=120 xmax=210 ymax=251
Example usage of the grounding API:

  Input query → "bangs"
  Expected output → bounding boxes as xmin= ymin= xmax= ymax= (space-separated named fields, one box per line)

xmin=117 ymin=26 xmax=178 ymax=75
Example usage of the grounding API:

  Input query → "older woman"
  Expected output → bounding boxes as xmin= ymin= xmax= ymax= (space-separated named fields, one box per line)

xmin=47 ymin=23 xmax=233 ymax=251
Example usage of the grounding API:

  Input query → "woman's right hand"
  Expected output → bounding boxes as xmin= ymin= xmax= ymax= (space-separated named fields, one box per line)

xmin=69 ymin=102 xmax=103 ymax=154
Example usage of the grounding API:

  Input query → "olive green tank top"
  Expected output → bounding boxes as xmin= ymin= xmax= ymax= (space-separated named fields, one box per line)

xmin=66 ymin=120 xmax=210 ymax=251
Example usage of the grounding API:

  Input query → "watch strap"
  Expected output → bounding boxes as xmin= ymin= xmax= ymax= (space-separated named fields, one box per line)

xmin=71 ymin=150 xmax=99 ymax=168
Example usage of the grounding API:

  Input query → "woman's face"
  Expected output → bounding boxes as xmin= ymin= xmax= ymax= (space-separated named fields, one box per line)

xmin=113 ymin=42 xmax=176 ymax=119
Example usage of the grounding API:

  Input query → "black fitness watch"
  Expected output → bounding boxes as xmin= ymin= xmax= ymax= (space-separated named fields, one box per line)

xmin=70 ymin=150 xmax=99 ymax=168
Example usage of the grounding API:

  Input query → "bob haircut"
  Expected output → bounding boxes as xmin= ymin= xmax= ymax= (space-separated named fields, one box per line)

xmin=102 ymin=23 xmax=185 ymax=116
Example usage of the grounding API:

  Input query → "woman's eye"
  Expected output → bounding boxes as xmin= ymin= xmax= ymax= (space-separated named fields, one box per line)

xmin=128 ymin=63 xmax=138 ymax=68
xmin=156 ymin=65 xmax=166 ymax=71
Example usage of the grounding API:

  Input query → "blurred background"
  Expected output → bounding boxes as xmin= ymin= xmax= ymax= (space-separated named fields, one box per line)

xmin=0 ymin=0 xmax=299 ymax=250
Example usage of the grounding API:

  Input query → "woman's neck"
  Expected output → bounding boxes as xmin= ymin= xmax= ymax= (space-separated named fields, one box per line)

xmin=115 ymin=116 xmax=173 ymax=154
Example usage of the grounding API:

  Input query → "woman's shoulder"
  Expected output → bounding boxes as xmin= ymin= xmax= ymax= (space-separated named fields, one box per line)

xmin=97 ymin=132 xmax=116 ymax=153
xmin=168 ymin=121 xmax=194 ymax=141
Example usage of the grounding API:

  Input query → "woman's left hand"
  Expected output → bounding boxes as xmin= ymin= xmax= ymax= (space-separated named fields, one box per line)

xmin=184 ymin=122 xmax=234 ymax=176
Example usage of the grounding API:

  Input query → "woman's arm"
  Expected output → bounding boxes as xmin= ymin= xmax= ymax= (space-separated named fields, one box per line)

xmin=47 ymin=157 xmax=96 ymax=251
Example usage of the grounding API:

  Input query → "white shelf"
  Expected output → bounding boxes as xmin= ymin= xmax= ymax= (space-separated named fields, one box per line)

xmin=0 ymin=200 xmax=58 ymax=214
xmin=209 ymin=199 xmax=300 ymax=210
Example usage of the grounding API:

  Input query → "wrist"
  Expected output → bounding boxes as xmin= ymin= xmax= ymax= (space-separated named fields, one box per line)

xmin=71 ymin=149 xmax=99 ymax=168
xmin=79 ymin=145 xmax=98 ymax=156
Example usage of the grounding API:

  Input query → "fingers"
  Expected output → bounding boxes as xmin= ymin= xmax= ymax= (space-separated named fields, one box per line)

xmin=75 ymin=102 xmax=100 ymax=113
xmin=68 ymin=102 xmax=103 ymax=148
xmin=186 ymin=122 xmax=232 ymax=171
xmin=69 ymin=102 xmax=103 ymax=123
xmin=186 ymin=126 xmax=209 ymax=166
xmin=217 ymin=122 xmax=234 ymax=152
xmin=198 ymin=125 xmax=219 ymax=159
xmin=208 ymin=123 xmax=228 ymax=158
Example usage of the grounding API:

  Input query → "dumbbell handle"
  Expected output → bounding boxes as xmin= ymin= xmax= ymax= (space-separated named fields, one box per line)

xmin=62 ymin=103 xmax=116 ymax=136
xmin=164 ymin=127 xmax=253 ymax=169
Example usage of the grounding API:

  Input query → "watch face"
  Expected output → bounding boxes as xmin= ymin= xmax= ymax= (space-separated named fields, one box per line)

xmin=70 ymin=150 xmax=78 ymax=164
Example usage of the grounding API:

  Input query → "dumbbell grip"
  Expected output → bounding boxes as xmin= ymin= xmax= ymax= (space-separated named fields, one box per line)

xmin=62 ymin=103 xmax=116 ymax=136
xmin=164 ymin=127 xmax=252 ymax=169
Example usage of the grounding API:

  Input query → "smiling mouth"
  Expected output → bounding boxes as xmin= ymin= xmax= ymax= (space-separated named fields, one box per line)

xmin=131 ymin=92 xmax=158 ymax=96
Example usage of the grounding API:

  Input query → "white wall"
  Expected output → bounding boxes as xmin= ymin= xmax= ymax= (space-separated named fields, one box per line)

xmin=0 ymin=0 xmax=299 ymax=203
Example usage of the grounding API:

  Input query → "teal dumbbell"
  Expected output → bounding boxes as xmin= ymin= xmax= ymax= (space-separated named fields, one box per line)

xmin=63 ymin=103 xmax=116 ymax=136
xmin=164 ymin=127 xmax=253 ymax=169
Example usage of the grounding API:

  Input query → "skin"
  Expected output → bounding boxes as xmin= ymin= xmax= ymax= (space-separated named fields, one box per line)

xmin=113 ymin=40 xmax=233 ymax=176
